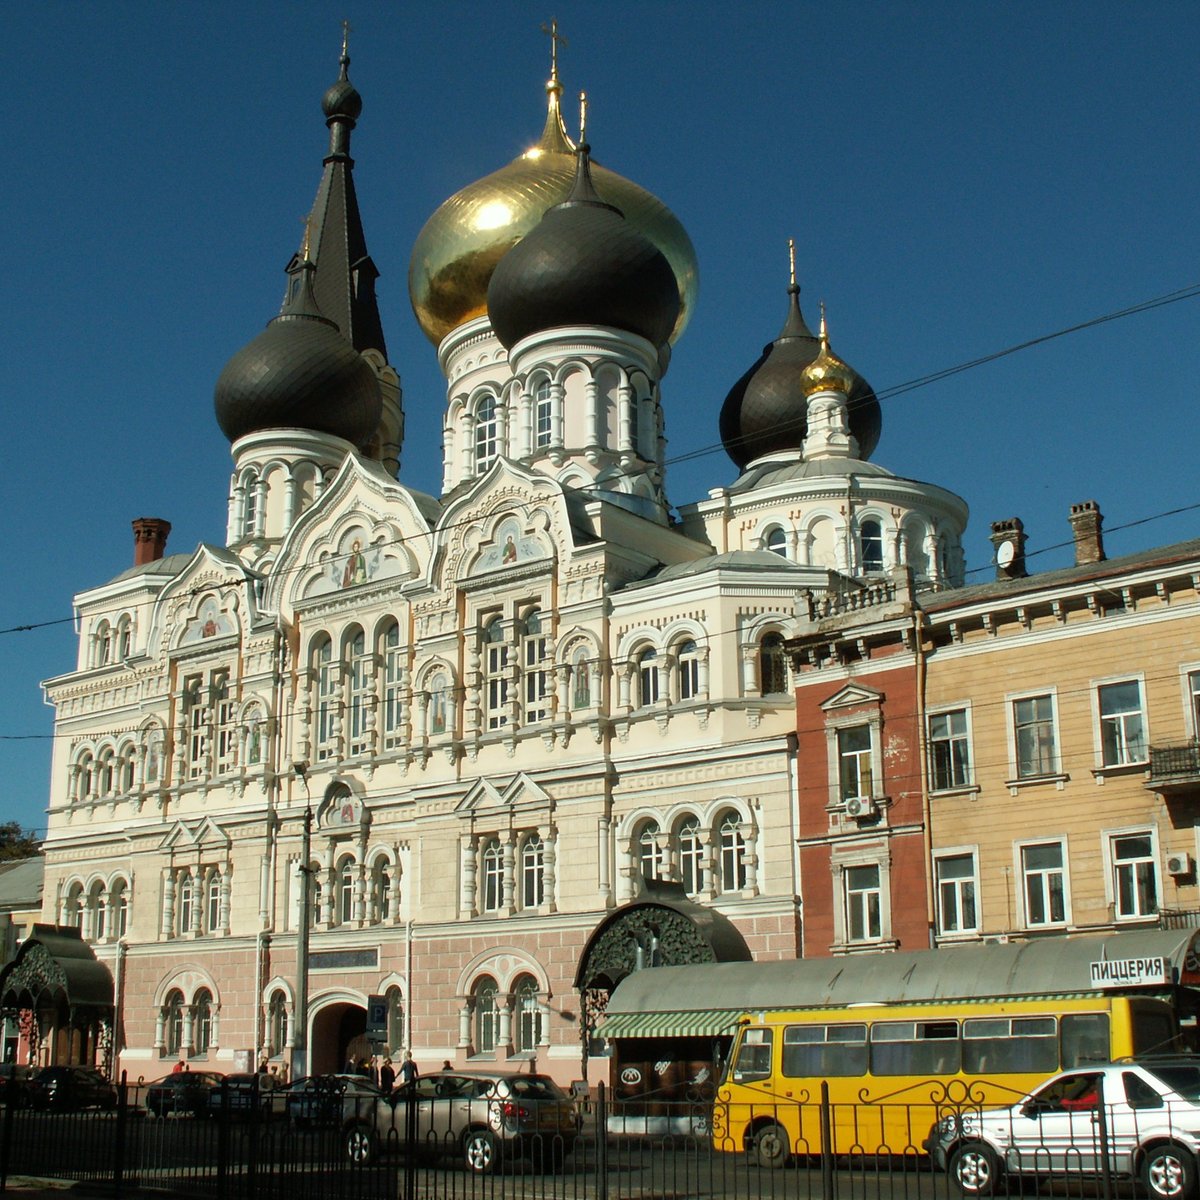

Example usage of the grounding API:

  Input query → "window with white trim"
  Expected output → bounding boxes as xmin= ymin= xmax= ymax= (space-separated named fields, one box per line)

xmin=483 ymin=618 xmax=509 ymax=730
xmin=718 ymin=811 xmax=747 ymax=893
xmin=928 ymin=708 xmax=971 ymax=791
xmin=213 ymin=672 xmax=236 ymax=774
xmin=638 ymin=821 xmax=662 ymax=882
xmin=760 ymin=633 xmax=787 ymax=695
xmin=860 ymin=519 xmax=884 ymax=572
xmin=677 ymin=639 xmax=700 ymax=702
xmin=194 ymin=989 xmax=214 ymax=1054
xmin=1098 ymin=680 xmax=1147 ymax=766
xmin=845 ymin=864 xmax=882 ymax=941
xmin=934 ymin=852 xmax=978 ymax=935
xmin=1190 ymin=670 xmax=1200 ymax=738
xmin=838 ymin=725 xmax=874 ymax=801
xmin=382 ymin=623 xmax=403 ymax=748
xmin=678 ymin=818 xmax=703 ymax=894
xmin=515 ymin=975 xmax=542 ymax=1052
xmin=1013 ymin=693 xmax=1057 ymax=778
xmin=521 ymin=835 xmax=545 ymax=909
xmin=347 ymin=631 xmax=370 ymax=756
xmin=242 ymin=476 xmax=259 ymax=538
xmin=184 ymin=674 xmax=210 ymax=779
xmin=473 ymin=977 xmax=498 ymax=1053
xmin=764 ymin=526 xmax=787 ymax=557
xmin=177 ymin=873 xmax=194 ymax=936
xmin=205 ymin=871 xmax=221 ymax=933
xmin=521 ymin=610 xmax=549 ymax=724
xmin=314 ymin=638 xmax=336 ymax=761
xmin=1021 ymin=841 xmax=1066 ymax=927
xmin=637 ymin=648 xmax=659 ymax=707
xmin=1111 ymin=832 xmax=1157 ymax=919
xmin=475 ymin=396 xmax=498 ymax=474
xmin=534 ymin=381 xmax=552 ymax=449
xmin=481 ymin=838 xmax=504 ymax=912
xmin=164 ymin=990 xmax=185 ymax=1056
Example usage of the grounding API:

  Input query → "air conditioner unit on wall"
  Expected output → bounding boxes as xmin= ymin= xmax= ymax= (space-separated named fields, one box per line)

xmin=1167 ymin=852 xmax=1193 ymax=877
xmin=845 ymin=796 xmax=877 ymax=819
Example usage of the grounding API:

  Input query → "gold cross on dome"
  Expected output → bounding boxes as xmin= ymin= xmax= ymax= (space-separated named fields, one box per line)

xmin=341 ymin=19 xmax=352 ymax=58
xmin=541 ymin=18 xmax=568 ymax=82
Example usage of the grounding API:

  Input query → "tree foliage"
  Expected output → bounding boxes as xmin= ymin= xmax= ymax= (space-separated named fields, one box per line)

xmin=0 ymin=821 xmax=41 ymax=861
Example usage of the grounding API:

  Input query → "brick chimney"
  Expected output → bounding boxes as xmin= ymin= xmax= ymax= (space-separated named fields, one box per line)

xmin=1068 ymin=500 xmax=1105 ymax=566
xmin=132 ymin=517 xmax=171 ymax=566
xmin=989 ymin=517 xmax=1027 ymax=581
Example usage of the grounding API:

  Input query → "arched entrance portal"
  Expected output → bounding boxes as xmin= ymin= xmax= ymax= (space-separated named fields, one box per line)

xmin=310 ymin=999 xmax=367 ymax=1075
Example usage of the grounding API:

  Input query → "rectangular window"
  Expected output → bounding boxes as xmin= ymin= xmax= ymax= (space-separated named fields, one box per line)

xmin=781 ymin=1023 xmax=868 ymax=1078
xmin=962 ymin=1016 xmax=1058 ymax=1075
xmin=929 ymin=709 xmax=971 ymax=790
xmin=534 ymin=383 xmax=552 ymax=449
xmin=845 ymin=863 xmax=882 ymax=941
xmin=1022 ymin=841 xmax=1066 ymax=927
xmin=1099 ymin=680 xmax=1147 ymax=766
xmin=1014 ymin=694 xmax=1057 ymax=778
xmin=523 ymin=629 xmax=548 ymax=724
xmin=348 ymin=648 xmax=371 ymax=756
xmin=383 ymin=637 xmax=403 ymax=749
xmin=486 ymin=641 xmax=509 ymax=730
xmin=870 ymin=1020 xmax=961 ymax=1076
xmin=1190 ymin=671 xmax=1200 ymax=738
xmin=731 ymin=1027 xmax=773 ymax=1083
xmin=838 ymin=725 xmax=874 ymax=800
xmin=935 ymin=853 xmax=978 ymax=935
xmin=1112 ymin=832 xmax=1158 ymax=918
xmin=316 ymin=657 xmax=337 ymax=761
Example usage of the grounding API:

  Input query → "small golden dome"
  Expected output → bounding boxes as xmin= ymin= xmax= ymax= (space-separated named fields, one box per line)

xmin=407 ymin=74 xmax=698 ymax=347
xmin=801 ymin=304 xmax=855 ymax=397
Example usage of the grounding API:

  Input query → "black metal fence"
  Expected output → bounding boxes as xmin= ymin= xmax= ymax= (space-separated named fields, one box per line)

xmin=0 ymin=1072 xmax=1157 ymax=1200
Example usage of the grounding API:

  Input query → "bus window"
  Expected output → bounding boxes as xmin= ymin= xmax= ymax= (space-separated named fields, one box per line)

xmin=731 ymin=1027 xmax=773 ymax=1083
xmin=963 ymin=1016 xmax=1057 ymax=1074
xmin=1060 ymin=1013 xmax=1110 ymax=1067
xmin=782 ymin=1023 xmax=868 ymax=1078
xmin=871 ymin=1019 xmax=961 ymax=1076
xmin=1131 ymin=1005 xmax=1179 ymax=1057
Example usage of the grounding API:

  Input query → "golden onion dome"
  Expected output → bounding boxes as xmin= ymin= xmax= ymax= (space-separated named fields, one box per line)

xmin=801 ymin=305 xmax=856 ymax=397
xmin=408 ymin=74 xmax=698 ymax=347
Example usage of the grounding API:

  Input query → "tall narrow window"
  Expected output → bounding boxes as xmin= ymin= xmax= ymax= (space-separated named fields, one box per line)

xmin=206 ymin=872 xmax=221 ymax=933
xmin=475 ymin=396 xmax=498 ymax=474
xmin=1190 ymin=670 xmax=1200 ymax=738
xmin=375 ymin=863 xmax=393 ymax=923
xmin=177 ymin=874 xmax=194 ymax=936
xmin=838 ymin=725 xmax=874 ymax=801
xmin=1099 ymin=681 xmax=1147 ymax=766
xmin=637 ymin=649 xmax=659 ymax=707
xmin=1111 ymin=833 xmax=1157 ymax=919
xmin=1014 ymin=694 xmax=1056 ymax=778
xmin=268 ymin=991 xmax=288 ymax=1055
xmin=474 ymin=979 xmax=499 ymax=1053
xmin=242 ymin=476 xmax=259 ymax=538
xmin=481 ymin=838 xmax=504 ymax=912
xmin=1022 ymin=841 xmax=1066 ymax=927
xmin=112 ymin=881 xmax=129 ymax=938
xmin=339 ymin=859 xmax=355 ymax=924
xmin=515 ymin=976 xmax=542 ymax=1051
xmin=521 ymin=610 xmax=549 ymax=724
xmin=928 ymin=709 xmax=971 ymax=790
xmin=314 ymin=638 xmax=337 ymax=761
xmin=185 ymin=674 xmax=210 ymax=779
xmin=718 ymin=812 xmax=747 ymax=892
xmin=845 ymin=864 xmax=882 ymax=941
xmin=213 ymin=671 xmax=236 ymax=774
xmin=483 ymin=619 xmax=509 ymax=730
xmin=765 ymin=526 xmax=787 ymax=557
xmin=427 ymin=670 xmax=449 ymax=736
xmin=760 ymin=633 xmax=787 ymax=695
xmin=386 ymin=987 xmax=404 ymax=1054
xmin=860 ymin=519 xmax=884 ymax=572
xmin=534 ymin=380 xmax=552 ymax=449
xmin=678 ymin=818 xmax=703 ymax=894
xmin=677 ymin=640 xmax=700 ymax=702
xmin=935 ymin=853 xmax=977 ymax=935
xmin=165 ymin=991 xmax=185 ymax=1056
xmin=194 ymin=989 xmax=213 ymax=1054
xmin=382 ymin=623 xmax=403 ymax=749
xmin=348 ymin=631 xmax=370 ymax=756
xmin=521 ymin=835 xmax=545 ymax=908
xmin=638 ymin=822 xmax=662 ymax=882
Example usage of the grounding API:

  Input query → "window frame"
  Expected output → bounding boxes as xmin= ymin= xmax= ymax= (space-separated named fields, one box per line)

xmin=928 ymin=706 xmax=973 ymax=792
xmin=521 ymin=835 xmax=545 ymax=909
xmin=533 ymin=380 xmax=552 ymax=450
xmin=844 ymin=863 xmax=883 ymax=942
xmin=860 ymin=518 xmax=884 ymax=573
xmin=1018 ymin=837 xmax=1069 ymax=928
xmin=1107 ymin=828 xmax=1159 ymax=921
xmin=677 ymin=817 xmax=703 ymax=894
xmin=1095 ymin=677 xmax=1148 ymax=768
xmin=481 ymin=838 xmax=504 ymax=913
xmin=934 ymin=849 xmax=979 ymax=937
xmin=759 ymin=632 xmax=788 ymax=696
xmin=1009 ymin=690 xmax=1061 ymax=781
xmin=475 ymin=395 xmax=499 ymax=475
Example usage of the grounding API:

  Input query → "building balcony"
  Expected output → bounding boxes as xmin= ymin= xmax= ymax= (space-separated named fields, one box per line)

xmin=1145 ymin=742 xmax=1200 ymax=795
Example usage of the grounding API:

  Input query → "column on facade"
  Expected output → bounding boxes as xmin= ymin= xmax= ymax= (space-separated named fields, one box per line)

xmin=656 ymin=831 xmax=676 ymax=883
xmin=597 ymin=816 xmax=612 ymax=905
xmin=542 ymin=827 xmax=558 ymax=913
xmin=618 ymin=663 xmax=633 ymax=711
xmin=153 ymin=1008 xmax=166 ymax=1052
xmin=161 ymin=871 xmax=176 ymax=938
xmin=353 ymin=836 xmax=368 ymax=925
xmin=464 ymin=644 xmax=482 ymax=737
xmin=740 ymin=645 xmax=758 ymax=696
xmin=189 ymin=871 xmax=203 ymax=936
xmin=555 ymin=663 xmax=571 ymax=720
xmin=515 ymin=381 xmax=532 ymax=456
xmin=457 ymin=1003 xmax=472 ymax=1049
xmin=211 ymin=1003 xmax=221 ymax=1050
xmin=460 ymin=836 xmax=478 ymax=918
xmin=501 ymin=833 xmax=517 ymax=915
xmin=496 ymin=998 xmax=513 ymax=1054
xmin=698 ymin=646 xmax=712 ymax=701
xmin=181 ymin=1004 xmax=195 ymax=1057
xmin=700 ymin=829 xmax=718 ymax=900
xmin=415 ymin=691 xmax=429 ymax=743
xmin=549 ymin=382 xmax=565 ymax=456
xmin=655 ymin=656 xmax=670 ymax=706
xmin=740 ymin=819 xmax=759 ymax=896
xmin=617 ymin=379 xmax=633 ymax=454
xmin=218 ymin=867 xmax=232 ymax=935
xmin=312 ymin=468 xmax=326 ymax=504
xmin=537 ymin=998 xmax=552 ymax=1047
xmin=320 ymin=842 xmax=335 ymax=927
xmin=584 ymin=376 xmax=599 ymax=449
xmin=458 ymin=411 xmax=473 ymax=483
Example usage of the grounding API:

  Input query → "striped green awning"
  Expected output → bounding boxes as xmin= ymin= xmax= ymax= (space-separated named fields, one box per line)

xmin=599 ymin=1009 xmax=745 ymax=1039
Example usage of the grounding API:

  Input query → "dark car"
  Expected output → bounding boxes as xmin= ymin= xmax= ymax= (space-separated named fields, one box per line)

xmin=288 ymin=1074 xmax=380 ymax=1128
xmin=145 ymin=1070 xmax=224 ymax=1117
xmin=208 ymin=1072 xmax=284 ymax=1119
xmin=0 ymin=1064 xmax=34 ymax=1109
xmin=27 ymin=1066 xmax=117 ymax=1112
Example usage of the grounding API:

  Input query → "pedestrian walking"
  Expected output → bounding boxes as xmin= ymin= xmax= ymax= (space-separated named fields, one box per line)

xmin=380 ymin=1058 xmax=395 ymax=1094
xmin=399 ymin=1051 xmax=418 ymax=1085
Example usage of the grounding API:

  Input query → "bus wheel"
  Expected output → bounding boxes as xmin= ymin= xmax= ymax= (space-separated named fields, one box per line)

xmin=752 ymin=1122 xmax=790 ymax=1169
xmin=1142 ymin=1144 xmax=1197 ymax=1200
xmin=949 ymin=1142 xmax=1001 ymax=1196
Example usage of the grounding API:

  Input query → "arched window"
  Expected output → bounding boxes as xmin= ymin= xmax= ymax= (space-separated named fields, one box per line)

xmin=475 ymin=396 xmax=499 ymax=474
xmin=194 ymin=989 xmax=214 ymax=1054
xmin=314 ymin=637 xmax=336 ymax=761
xmin=76 ymin=753 xmax=94 ymax=802
xmin=310 ymin=876 xmax=323 ymax=928
xmin=678 ymin=818 xmax=703 ymax=894
xmin=339 ymin=858 xmax=355 ymax=925
xmin=144 ymin=734 xmax=162 ymax=785
xmin=64 ymin=883 xmax=84 ymax=929
xmin=514 ymin=976 xmax=542 ymax=1052
xmin=483 ymin=618 xmax=509 ymax=730
xmin=386 ymin=986 xmax=405 ymax=1054
xmin=88 ymin=882 xmax=107 ymax=941
xmin=111 ymin=880 xmax=129 ymax=938
xmin=760 ymin=632 xmax=788 ymax=696
xmin=637 ymin=822 xmax=662 ymax=883
xmin=521 ymin=836 xmax=545 ymax=909
xmin=718 ymin=811 xmax=747 ymax=893
xmin=904 ymin=523 xmax=930 ymax=576
xmin=861 ymin=519 xmax=884 ymax=573
xmin=177 ymin=873 xmax=194 ymax=936
xmin=347 ymin=630 xmax=370 ymax=756
xmin=382 ymin=623 xmax=403 ymax=750
xmin=119 ymin=749 xmax=136 ymax=793
xmin=764 ymin=526 xmax=787 ymax=558
xmin=677 ymin=640 xmax=700 ymax=702
xmin=481 ymin=838 xmax=504 ymax=912
xmin=473 ymin=977 xmax=498 ymax=1053
xmin=96 ymin=622 xmax=113 ymax=666
xmin=373 ymin=860 xmax=394 ymax=923
xmin=637 ymin=649 xmax=659 ymax=707
xmin=242 ymin=472 xmax=259 ymax=539
xmin=117 ymin=618 xmax=132 ymax=660
xmin=164 ymin=990 xmax=185 ymax=1057
xmin=521 ymin=610 xmax=549 ymax=724
xmin=205 ymin=872 xmax=221 ymax=933
xmin=97 ymin=751 xmax=115 ymax=796
xmin=571 ymin=646 xmax=591 ymax=710
xmin=534 ymin=380 xmax=553 ymax=449
xmin=268 ymin=990 xmax=288 ymax=1055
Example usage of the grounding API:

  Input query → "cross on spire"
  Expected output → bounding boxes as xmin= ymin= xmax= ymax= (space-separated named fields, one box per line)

xmin=541 ymin=18 xmax=568 ymax=83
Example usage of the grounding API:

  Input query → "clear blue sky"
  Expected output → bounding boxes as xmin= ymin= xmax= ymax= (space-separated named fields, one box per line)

xmin=3 ymin=1 xmax=1198 ymax=837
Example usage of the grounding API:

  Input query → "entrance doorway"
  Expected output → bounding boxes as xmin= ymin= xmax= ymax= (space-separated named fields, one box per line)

xmin=310 ymin=1001 xmax=367 ymax=1075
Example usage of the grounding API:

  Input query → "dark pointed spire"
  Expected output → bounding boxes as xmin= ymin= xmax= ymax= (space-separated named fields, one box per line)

xmin=288 ymin=23 xmax=387 ymax=358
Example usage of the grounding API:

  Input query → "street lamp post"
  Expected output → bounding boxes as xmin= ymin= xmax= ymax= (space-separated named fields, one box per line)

xmin=293 ymin=763 xmax=314 ymax=1080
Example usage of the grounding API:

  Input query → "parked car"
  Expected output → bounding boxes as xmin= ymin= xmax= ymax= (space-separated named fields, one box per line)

xmin=145 ymin=1070 xmax=224 ymax=1117
xmin=343 ymin=1070 xmax=579 ymax=1173
xmin=207 ymin=1072 xmax=284 ymax=1119
xmin=288 ymin=1074 xmax=381 ymax=1128
xmin=930 ymin=1058 xmax=1200 ymax=1199
xmin=0 ymin=1064 xmax=34 ymax=1108
xmin=27 ymin=1066 xmax=117 ymax=1112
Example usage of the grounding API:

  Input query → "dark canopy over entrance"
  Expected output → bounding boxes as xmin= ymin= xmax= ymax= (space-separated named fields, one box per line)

xmin=0 ymin=924 xmax=114 ymax=1070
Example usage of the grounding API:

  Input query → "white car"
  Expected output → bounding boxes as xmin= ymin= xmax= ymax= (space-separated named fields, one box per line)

xmin=931 ymin=1059 xmax=1200 ymax=1199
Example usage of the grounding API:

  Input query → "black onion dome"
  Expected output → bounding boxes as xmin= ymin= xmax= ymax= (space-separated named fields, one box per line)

xmin=214 ymin=264 xmax=382 ymax=446
xmin=323 ymin=75 xmax=362 ymax=121
xmin=487 ymin=143 xmax=681 ymax=351
xmin=719 ymin=284 xmax=881 ymax=469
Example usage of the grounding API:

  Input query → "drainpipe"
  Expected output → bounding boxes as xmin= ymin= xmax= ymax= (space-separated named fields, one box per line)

xmin=915 ymin=607 xmax=936 ymax=946
xmin=406 ymin=918 xmax=415 ymax=1050
xmin=111 ymin=940 xmax=127 ymax=1081
xmin=785 ymin=732 xmax=803 ymax=954
xmin=252 ymin=931 xmax=268 ymax=1061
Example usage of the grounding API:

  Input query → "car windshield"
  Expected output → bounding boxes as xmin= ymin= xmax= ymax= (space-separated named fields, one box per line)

xmin=1146 ymin=1065 xmax=1200 ymax=1100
